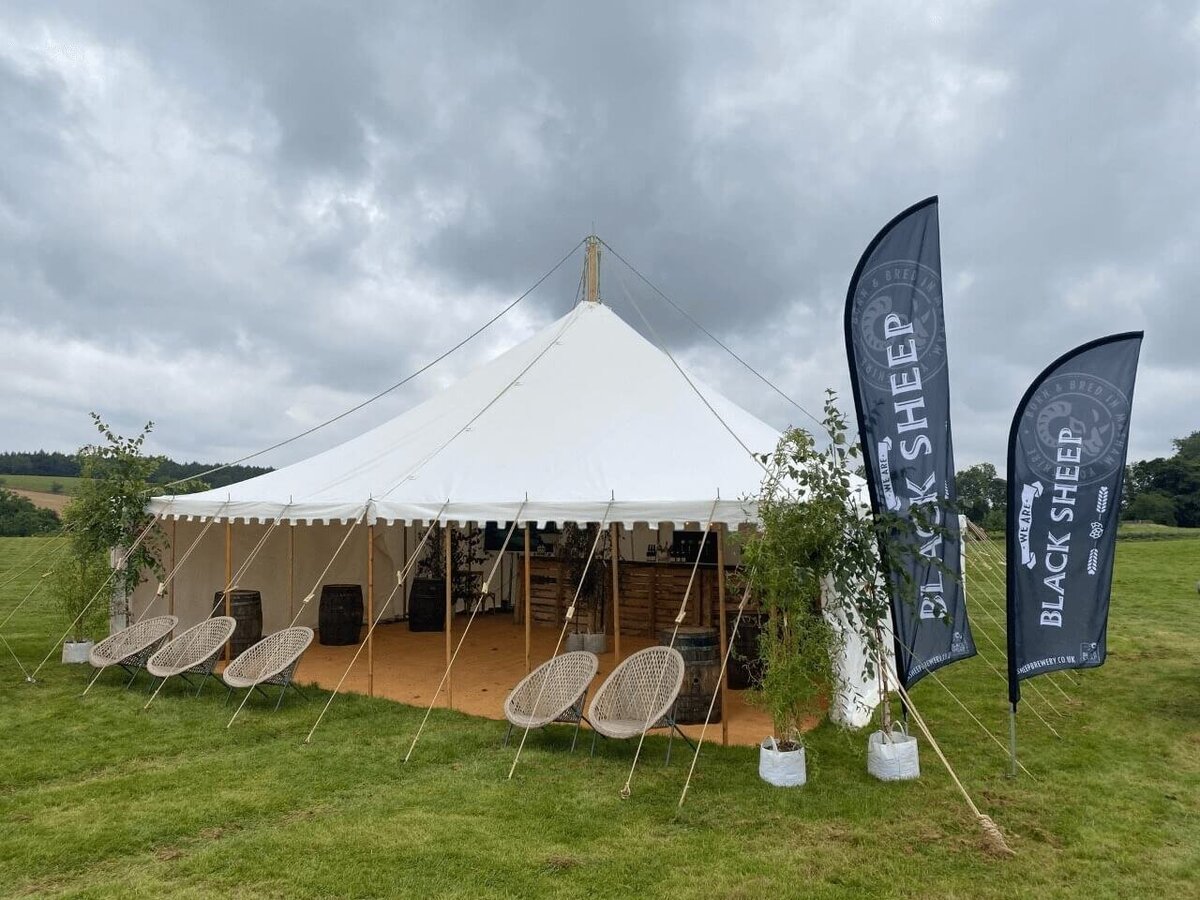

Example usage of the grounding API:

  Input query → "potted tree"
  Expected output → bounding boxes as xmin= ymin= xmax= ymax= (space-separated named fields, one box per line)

xmin=742 ymin=393 xmax=894 ymax=787
xmin=51 ymin=549 xmax=110 ymax=663
xmin=558 ymin=522 xmax=608 ymax=653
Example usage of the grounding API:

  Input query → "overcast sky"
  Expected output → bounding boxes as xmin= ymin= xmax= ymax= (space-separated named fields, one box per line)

xmin=1 ymin=1 xmax=1197 ymax=472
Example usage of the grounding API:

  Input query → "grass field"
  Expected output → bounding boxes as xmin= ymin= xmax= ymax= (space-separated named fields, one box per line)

xmin=0 ymin=535 xmax=1197 ymax=898
xmin=0 ymin=475 xmax=84 ymax=495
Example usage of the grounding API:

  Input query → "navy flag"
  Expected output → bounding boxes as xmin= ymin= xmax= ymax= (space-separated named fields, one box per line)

xmin=1006 ymin=332 xmax=1143 ymax=704
xmin=844 ymin=197 xmax=975 ymax=688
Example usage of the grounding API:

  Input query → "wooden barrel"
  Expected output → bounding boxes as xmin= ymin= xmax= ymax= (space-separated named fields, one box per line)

xmin=658 ymin=626 xmax=721 ymax=724
xmin=319 ymin=584 xmax=363 ymax=645
xmin=407 ymin=578 xmax=445 ymax=632
xmin=727 ymin=612 xmax=765 ymax=690
xmin=212 ymin=589 xmax=262 ymax=659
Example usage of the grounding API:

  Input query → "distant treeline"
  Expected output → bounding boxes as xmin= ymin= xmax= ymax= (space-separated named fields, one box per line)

xmin=0 ymin=488 xmax=60 ymax=536
xmin=957 ymin=429 xmax=1200 ymax=533
xmin=0 ymin=451 xmax=272 ymax=490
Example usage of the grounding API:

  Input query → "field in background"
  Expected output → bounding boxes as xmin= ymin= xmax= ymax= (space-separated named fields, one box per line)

xmin=0 ymin=474 xmax=84 ymax=495
xmin=0 ymin=535 xmax=1196 ymax=898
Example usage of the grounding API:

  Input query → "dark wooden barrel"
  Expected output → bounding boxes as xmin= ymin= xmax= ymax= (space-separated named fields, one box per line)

xmin=319 ymin=584 xmax=363 ymax=646
xmin=211 ymin=589 xmax=262 ymax=659
xmin=407 ymin=578 xmax=445 ymax=632
xmin=727 ymin=612 xmax=765 ymax=690
xmin=658 ymin=626 xmax=721 ymax=724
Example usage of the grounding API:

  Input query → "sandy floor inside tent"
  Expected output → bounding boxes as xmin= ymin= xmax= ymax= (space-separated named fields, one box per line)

xmin=293 ymin=615 xmax=773 ymax=747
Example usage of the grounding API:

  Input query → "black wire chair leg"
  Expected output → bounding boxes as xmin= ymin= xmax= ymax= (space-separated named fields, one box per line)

xmin=503 ymin=722 xmax=513 ymax=747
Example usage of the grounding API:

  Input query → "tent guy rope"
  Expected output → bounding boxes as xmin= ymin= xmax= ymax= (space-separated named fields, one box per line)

xmin=225 ymin=503 xmax=370 ymax=728
xmin=506 ymin=499 xmax=614 ymax=779
xmin=404 ymin=502 xmax=527 ymax=763
xmin=80 ymin=501 xmax=233 ymax=697
xmin=620 ymin=497 xmax=719 ymax=799
xmin=143 ymin=510 xmax=290 ymax=709
xmin=303 ymin=502 xmax=449 ymax=744
xmin=30 ymin=513 xmax=165 ymax=683
xmin=149 ymin=239 xmax=587 ymax=497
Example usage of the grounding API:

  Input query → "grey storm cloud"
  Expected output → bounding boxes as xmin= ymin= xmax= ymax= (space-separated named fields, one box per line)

xmin=0 ymin=1 xmax=1197 ymax=469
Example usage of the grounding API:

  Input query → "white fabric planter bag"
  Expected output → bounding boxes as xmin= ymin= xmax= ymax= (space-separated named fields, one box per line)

xmin=62 ymin=640 xmax=94 ymax=664
xmin=867 ymin=729 xmax=920 ymax=781
xmin=759 ymin=737 xmax=807 ymax=787
xmin=583 ymin=632 xmax=607 ymax=654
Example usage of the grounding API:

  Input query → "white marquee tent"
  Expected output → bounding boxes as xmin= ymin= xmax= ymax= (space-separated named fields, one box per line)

xmin=135 ymin=294 xmax=885 ymax=727
xmin=147 ymin=300 xmax=775 ymax=528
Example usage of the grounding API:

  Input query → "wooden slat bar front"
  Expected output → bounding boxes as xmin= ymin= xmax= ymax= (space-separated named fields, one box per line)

xmin=518 ymin=557 xmax=747 ymax=637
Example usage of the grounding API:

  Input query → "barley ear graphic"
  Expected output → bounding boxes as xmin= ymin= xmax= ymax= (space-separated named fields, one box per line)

xmin=1087 ymin=548 xmax=1099 ymax=575
xmin=1095 ymin=487 xmax=1110 ymax=515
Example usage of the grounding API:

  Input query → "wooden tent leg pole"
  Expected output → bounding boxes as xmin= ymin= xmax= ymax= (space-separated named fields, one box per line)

xmin=524 ymin=524 xmax=532 ymax=673
xmin=367 ymin=524 xmax=375 ymax=697
xmin=611 ymin=523 xmax=621 ymax=662
xmin=224 ymin=522 xmax=233 ymax=660
xmin=288 ymin=524 xmax=295 ymax=624
xmin=445 ymin=524 xmax=453 ymax=709
xmin=168 ymin=518 xmax=176 ymax=618
xmin=717 ymin=524 xmax=728 ymax=747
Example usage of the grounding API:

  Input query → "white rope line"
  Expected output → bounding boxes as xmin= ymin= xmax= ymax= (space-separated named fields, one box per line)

xmin=80 ymin=503 xmax=226 ymax=696
xmin=876 ymin=618 xmax=1043 ymax=779
xmin=925 ymin=668 xmax=1038 ymax=781
xmin=31 ymin=514 xmax=163 ymax=683
xmin=304 ymin=502 xmax=449 ymax=744
xmin=964 ymin=534 xmax=1077 ymax=701
xmin=226 ymin=503 xmax=371 ymax=729
xmin=286 ymin=504 xmax=371 ymax=630
xmin=0 ymin=539 xmax=71 ymax=633
xmin=0 ymin=528 xmax=72 ymax=593
xmin=620 ymin=498 xmax=719 ymax=799
xmin=148 ymin=240 xmax=587 ymax=496
xmin=376 ymin=310 xmax=582 ymax=502
xmin=962 ymin=549 xmax=1074 ymax=707
xmin=143 ymin=511 xmax=290 ymax=709
xmin=0 ymin=630 xmax=32 ymax=679
xmin=404 ymin=502 xmax=527 ymax=763
xmin=677 ymin=579 xmax=753 ymax=810
xmin=599 ymin=238 xmax=829 ymax=437
xmin=964 ymin=519 xmax=1078 ymax=686
xmin=507 ymin=500 xmax=614 ymax=779
xmin=612 ymin=265 xmax=768 ymax=474
xmin=893 ymin=678 xmax=1014 ymax=855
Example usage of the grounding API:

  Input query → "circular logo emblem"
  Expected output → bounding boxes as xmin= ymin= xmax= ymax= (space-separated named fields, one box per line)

xmin=1020 ymin=372 xmax=1131 ymax=485
xmin=850 ymin=261 xmax=947 ymax=391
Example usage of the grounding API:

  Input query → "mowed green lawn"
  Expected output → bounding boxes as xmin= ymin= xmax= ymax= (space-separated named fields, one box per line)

xmin=0 ymin=535 xmax=1196 ymax=899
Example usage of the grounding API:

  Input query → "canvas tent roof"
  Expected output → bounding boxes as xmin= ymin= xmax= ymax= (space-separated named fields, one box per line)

xmin=148 ymin=301 xmax=783 ymax=527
